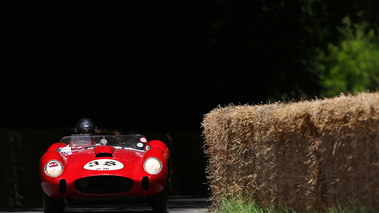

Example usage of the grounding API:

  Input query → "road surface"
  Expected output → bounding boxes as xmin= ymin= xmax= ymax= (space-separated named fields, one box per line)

xmin=0 ymin=197 xmax=208 ymax=213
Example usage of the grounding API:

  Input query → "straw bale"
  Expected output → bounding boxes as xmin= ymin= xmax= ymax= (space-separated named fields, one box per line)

xmin=202 ymin=92 xmax=379 ymax=212
xmin=313 ymin=94 xmax=379 ymax=209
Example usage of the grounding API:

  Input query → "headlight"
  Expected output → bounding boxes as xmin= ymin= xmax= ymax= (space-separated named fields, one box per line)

xmin=144 ymin=157 xmax=162 ymax=175
xmin=44 ymin=160 xmax=64 ymax=177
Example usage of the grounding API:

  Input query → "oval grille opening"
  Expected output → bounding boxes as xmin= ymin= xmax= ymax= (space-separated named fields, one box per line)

xmin=75 ymin=176 xmax=133 ymax=194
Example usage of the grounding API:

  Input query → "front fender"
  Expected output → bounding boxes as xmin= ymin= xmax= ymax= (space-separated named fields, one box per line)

xmin=141 ymin=147 xmax=170 ymax=192
xmin=148 ymin=140 xmax=169 ymax=158
xmin=46 ymin=142 xmax=65 ymax=152
xmin=40 ymin=151 xmax=66 ymax=196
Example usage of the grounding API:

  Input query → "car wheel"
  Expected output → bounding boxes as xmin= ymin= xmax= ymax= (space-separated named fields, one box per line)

xmin=43 ymin=192 xmax=65 ymax=213
xmin=149 ymin=183 xmax=169 ymax=213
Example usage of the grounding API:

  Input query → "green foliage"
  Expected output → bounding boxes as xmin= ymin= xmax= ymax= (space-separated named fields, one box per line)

xmin=314 ymin=17 xmax=379 ymax=97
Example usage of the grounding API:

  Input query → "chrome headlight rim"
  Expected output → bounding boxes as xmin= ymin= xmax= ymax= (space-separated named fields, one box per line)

xmin=143 ymin=157 xmax=162 ymax=175
xmin=44 ymin=160 xmax=64 ymax=177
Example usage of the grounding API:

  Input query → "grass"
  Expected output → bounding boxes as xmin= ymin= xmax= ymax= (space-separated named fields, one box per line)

xmin=212 ymin=195 xmax=372 ymax=213
xmin=212 ymin=194 xmax=297 ymax=213
xmin=326 ymin=200 xmax=369 ymax=213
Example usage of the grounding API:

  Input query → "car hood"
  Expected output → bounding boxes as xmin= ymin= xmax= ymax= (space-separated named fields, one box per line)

xmin=66 ymin=146 xmax=145 ymax=163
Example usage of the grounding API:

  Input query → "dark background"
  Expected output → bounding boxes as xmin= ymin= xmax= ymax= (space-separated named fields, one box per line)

xmin=2 ymin=0 xmax=378 ymax=131
xmin=1 ymin=0 xmax=379 ymax=207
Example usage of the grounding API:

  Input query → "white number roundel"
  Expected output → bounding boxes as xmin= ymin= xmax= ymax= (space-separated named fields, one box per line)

xmin=84 ymin=159 xmax=124 ymax=171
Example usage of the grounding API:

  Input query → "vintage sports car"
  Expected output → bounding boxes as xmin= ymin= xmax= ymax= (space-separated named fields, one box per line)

xmin=39 ymin=134 xmax=169 ymax=213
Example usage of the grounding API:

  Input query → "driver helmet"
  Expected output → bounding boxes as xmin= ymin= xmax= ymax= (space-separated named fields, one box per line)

xmin=74 ymin=118 xmax=97 ymax=134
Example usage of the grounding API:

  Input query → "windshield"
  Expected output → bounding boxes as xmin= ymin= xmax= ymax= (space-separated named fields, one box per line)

xmin=57 ymin=134 xmax=148 ymax=152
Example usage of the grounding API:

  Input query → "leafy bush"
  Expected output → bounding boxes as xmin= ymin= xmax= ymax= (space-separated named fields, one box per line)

xmin=314 ymin=17 xmax=379 ymax=97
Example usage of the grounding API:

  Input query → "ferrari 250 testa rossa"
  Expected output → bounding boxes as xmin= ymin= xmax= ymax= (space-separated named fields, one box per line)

xmin=40 ymin=134 xmax=169 ymax=213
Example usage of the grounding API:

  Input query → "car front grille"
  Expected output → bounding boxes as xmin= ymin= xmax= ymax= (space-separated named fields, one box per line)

xmin=75 ymin=176 xmax=133 ymax=194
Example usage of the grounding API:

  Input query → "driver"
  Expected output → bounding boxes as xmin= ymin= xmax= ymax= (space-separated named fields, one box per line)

xmin=74 ymin=118 xmax=97 ymax=135
xmin=70 ymin=118 xmax=97 ymax=147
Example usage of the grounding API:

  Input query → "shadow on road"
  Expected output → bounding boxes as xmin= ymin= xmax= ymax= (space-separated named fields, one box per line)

xmin=169 ymin=197 xmax=209 ymax=211
xmin=0 ymin=196 xmax=209 ymax=213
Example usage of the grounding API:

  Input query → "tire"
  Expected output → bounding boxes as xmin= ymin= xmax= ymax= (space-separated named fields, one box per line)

xmin=43 ymin=192 xmax=65 ymax=213
xmin=149 ymin=183 xmax=169 ymax=213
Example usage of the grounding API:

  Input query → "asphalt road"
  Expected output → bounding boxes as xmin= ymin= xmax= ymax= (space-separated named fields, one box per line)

xmin=0 ymin=197 xmax=209 ymax=213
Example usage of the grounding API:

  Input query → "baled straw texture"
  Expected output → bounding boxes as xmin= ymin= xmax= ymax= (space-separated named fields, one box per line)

xmin=202 ymin=92 xmax=379 ymax=212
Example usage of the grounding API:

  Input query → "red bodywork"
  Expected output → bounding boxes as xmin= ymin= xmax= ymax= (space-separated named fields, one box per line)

xmin=40 ymin=135 xmax=169 ymax=201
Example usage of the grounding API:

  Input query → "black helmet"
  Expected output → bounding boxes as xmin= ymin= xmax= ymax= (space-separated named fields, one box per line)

xmin=74 ymin=118 xmax=97 ymax=134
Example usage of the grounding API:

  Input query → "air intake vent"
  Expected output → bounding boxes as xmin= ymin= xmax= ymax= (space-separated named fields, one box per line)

xmin=75 ymin=176 xmax=133 ymax=194
xmin=96 ymin=153 xmax=113 ymax=158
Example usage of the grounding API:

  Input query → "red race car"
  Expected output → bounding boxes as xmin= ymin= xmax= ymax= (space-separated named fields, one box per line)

xmin=40 ymin=134 xmax=170 ymax=213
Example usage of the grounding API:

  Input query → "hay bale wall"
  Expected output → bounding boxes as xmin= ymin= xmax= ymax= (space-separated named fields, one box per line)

xmin=202 ymin=93 xmax=379 ymax=211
